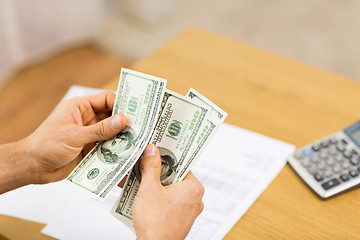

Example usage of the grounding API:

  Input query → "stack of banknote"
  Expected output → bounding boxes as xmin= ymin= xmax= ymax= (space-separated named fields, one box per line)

xmin=66 ymin=68 xmax=227 ymax=231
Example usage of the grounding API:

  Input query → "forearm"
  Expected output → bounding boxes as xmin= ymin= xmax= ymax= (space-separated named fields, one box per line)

xmin=0 ymin=140 xmax=36 ymax=194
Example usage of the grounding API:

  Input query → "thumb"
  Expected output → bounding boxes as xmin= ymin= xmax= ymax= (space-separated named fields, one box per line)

xmin=81 ymin=114 xmax=126 ymax=144
xmin=139 ymin=145 xmax=162 ymax=185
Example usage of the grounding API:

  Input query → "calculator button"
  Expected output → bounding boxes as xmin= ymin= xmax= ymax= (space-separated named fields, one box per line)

xmin=329 ymin=138 xmax=337 ymax=145
xmin=340 ymin=174 xmax=350 ymax=182
xmin=313 ymin=173 xmax=324 ymax=182
xmin=321 ymin=178 xmax=340 ymax=190
xmin=307 ymin=167 xmax=317 ymax=175
xmin=301 ymin=159 xmax=311 ymax=167
xmin=316 ymin=163 xmax=326 ymax=170
xmin=302 ymin=148 xmax=313 ymax=156
xmin=323 ymin=170 xmax=332 ymax=177
xmin=349 ymin=170 xmax=359 ymax=178
xmin=294 ymin=152 xmax=303 ymax=160
xmin=343 ymin=150 xmax=352 ymax=159
xmin=349 ymin=157 xmax=359 ymax=166
xmin=352 ymin=149 xmax=358 ymax=155
xmin=310 ymin=156 xmax=319 ymax=163
xmin=312 ymin=145 xmax=320 ymax=152
xmin=336 ymin=144 xmax=345 ymax=152
xmin=329 ymin=148 xmax=337 ymax=155
xmin=341 ymin=139 xmax=348 ymax=145
xmin=341 ymin=162 xmax=350 ymax=169
xmin=325 ymin=158 xmax=335 ymax=166
xmin=320 ymin=141 xmax=329 ymax=148
xmin=335 ymin=154 xmax=344 ymax=162
xmin=332 ymin=165 xmax=341 ymax=173
xmin=319 ymin=151 xmax=328 ymax=159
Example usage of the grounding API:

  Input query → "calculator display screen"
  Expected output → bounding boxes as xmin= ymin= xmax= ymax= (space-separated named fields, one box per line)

xmin=351 ymin=128 xmax=360 ymax=145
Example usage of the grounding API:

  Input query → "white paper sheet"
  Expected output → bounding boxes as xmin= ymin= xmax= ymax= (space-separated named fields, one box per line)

xmin=0 ymin=180 xmax=88 ymax=224
xmin=41 ymin=123 xmax=294 ymax=240
xmin=57 ymin=85 xmax=109 ymax=107
xmin=187 ymin=123 xmax=295 ymax=239
xmin=42 ymin=187 xmax=135 ymax=239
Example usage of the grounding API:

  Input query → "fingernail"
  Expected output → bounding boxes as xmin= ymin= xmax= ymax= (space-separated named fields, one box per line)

xmin=111 ymin=115 xmax=122 ymax=129
xmin=143 ymin=144 xmax=156 ymax=157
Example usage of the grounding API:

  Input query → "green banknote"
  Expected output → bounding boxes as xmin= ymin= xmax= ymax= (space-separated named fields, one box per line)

xmin=175 ymin=88 xmax=228 ymax=181
xmin=67 ymin=68 xmax=166 ymax=198
xmin=111 ymin=90 xmax=210 ymax=230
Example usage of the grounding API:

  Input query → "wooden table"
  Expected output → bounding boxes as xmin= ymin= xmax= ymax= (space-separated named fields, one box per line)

xmin=2 ymin=27 xmax=360 ymax=239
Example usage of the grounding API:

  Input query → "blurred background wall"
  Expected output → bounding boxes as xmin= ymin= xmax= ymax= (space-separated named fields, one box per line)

xmin=1 ymin=0 xmax=360 ymax=85
xmin=1 ymin=0 xmax=360 ymax=88
xmin=98 ymin=0 xmax=360 ymax=81
xmin=0 ymin=0 xmax=106 ymax=87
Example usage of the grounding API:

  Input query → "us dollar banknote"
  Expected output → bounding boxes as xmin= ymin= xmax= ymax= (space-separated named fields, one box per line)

xmin=67 ymin=68 xmax=166 ymax=198
xmin=111 ymin=90 xmax=210 ymax=229
xmin=175 ymin=88 xmax=228 ymax=182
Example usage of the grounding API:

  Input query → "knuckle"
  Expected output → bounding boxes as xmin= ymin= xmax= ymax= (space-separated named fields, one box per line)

xmin=192 ymin=182 xmax=205 ymax=198
xmin=60 ymin=98 xmax=74 ymax=108
xmin=140 ymin=156 xmax=160 ymax=170
xmin=105 ymin=90 xmax=115 ymax=97
xmin=139 ymin=180 xmax=161 ymax=193
xmin=199 ymin=201 xmax=205 ymax=214
xmin=140 ymin=160 xmax=153 ymax=172
xmin=95 ymin=122 xmax=106 ymax=138
xmin=199 ymin=183 xmax=205 ymax=196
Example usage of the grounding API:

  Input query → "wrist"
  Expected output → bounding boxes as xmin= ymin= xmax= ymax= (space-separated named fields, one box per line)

xmin=0 ymin=139 xmax=39 ymax=193
xmin=18 ymin=137 xmax=41 ymax=184
xmin=136 ymin=227 xmax=171 ymax=240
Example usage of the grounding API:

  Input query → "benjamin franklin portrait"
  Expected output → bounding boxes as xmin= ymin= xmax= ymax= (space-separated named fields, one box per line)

xmin=135 ymin=146 xmax=178 ymax=186
xmin=97 ymin=126 xmax=136 ymax=164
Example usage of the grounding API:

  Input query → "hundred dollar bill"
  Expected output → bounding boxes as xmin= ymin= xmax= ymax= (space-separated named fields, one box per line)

xmin=67 ymin=68 xmax=166 ymax=198
xmin=175 ymin=88 xmax=228 ymax=181
xmin=98 ymin=71 xmax=167 ymax=199
xmin=111 ymin=89 xmax=209 ymax=230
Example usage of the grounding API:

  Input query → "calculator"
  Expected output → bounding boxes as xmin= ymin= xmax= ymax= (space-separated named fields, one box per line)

xmin=287 ymin=121 xmax=360 ymax=199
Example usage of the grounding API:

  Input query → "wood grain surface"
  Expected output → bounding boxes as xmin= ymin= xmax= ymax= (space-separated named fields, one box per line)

xmin=105 ymin=27 xmax=360 ymax=240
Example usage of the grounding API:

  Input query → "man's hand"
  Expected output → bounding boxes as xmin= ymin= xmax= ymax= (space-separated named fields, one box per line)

xmin=133 ymin=145 xmax=204 ymax=240
xmin=26 ymin=91 xmax=127 ymax=184
xmin=0 ymin=91 xmax=127 ymax=193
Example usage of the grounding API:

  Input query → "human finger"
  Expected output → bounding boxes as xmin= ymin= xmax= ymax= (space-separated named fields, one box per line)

xmin=82 ymin=91 xmax=116 ymax=112
xmin=139 ymin=145 xmax=162 ymax=185
xmin=182 ymin=171 xmax=205 ymax=198
xmin=95 ymin=110 xmax=113 ymax=122
xmin=80 ymin=113 xmax=126 ymax=144
xmin=182 ymin=171 xmax=198 ymax=182
xmin=86 ymin=110 xmax=112 ymax=126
